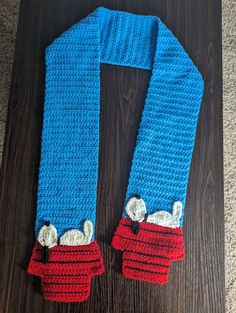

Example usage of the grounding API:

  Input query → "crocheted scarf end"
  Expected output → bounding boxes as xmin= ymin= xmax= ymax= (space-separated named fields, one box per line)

xmin=112 ymin=217 xmax=185 ymax=284
xmin=28 ymin=241 xmax=104 ymax=302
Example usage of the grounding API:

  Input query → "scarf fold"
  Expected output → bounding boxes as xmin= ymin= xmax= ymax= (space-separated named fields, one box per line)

xmin=28 ymin=7 xmax=204 ymax=302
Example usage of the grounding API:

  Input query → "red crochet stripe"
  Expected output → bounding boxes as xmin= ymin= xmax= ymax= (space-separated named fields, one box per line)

xmin=28 ymin=241 xmax=104 ymax=302
xmin=123 ymin=264 xmax=169 ymax=284
xmin=43 ymin=290 xmax=90 ymax=303
xmin=123 ymin=250 xmax=172 ymax=267
xmin=111 ymin=217 xmax=185 ymax=284
xmin=42 ymin=273 xmax=91 ymax=284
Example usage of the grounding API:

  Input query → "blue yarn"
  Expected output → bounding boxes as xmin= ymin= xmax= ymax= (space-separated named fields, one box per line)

xmin=35 ymin=7 xmax=203 ymax=237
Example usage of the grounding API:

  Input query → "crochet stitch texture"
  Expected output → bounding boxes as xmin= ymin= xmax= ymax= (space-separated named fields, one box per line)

xmin=35 ymin=7 xmax=203 ymax=236
xmin=28 ymin=6 xmax=204 ymax=302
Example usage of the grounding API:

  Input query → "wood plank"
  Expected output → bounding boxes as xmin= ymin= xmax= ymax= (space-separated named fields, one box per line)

xmin=0 ymin=1 xmax=224 ymax=312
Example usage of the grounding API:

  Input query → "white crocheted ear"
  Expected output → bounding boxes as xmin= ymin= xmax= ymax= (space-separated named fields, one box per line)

xmin=125 ymin=197 xmax=147 ymax=222
xmin=37 ymin=223 xmax=58 ymax=248
xmin=172 ymin=201 xmax=182 ymax=222
xmin=83 ymin=220 xmax=93 ymax=242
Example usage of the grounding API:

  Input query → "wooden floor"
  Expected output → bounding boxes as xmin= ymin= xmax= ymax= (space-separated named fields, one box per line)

xmin=0 ymin=1 xmax=224 ymax=312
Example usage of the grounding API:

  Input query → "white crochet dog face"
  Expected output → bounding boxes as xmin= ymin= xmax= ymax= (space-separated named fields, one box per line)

xmin=37 ymin=220 xmax=93 ymax=247
xmin=125 ymin=197 xmax=147 ymax=222
xmin=125 ymin=197 xmax=182 ymax=228
xmin=37 ymin=223 xmax=58 ymax=248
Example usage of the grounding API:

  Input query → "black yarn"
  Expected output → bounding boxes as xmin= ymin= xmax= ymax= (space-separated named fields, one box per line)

xmin=42 ymin=246 xmax=49 ymax=263
xmin=132 ymin=221 xmax=140 ymax=234
xmin=132 ymin=213 xmax=148 ymax=234
xmin=144 ymin=213 xmax=148 ymax=222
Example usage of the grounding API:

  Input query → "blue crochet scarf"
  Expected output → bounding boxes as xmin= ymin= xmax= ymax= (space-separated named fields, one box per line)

xmin=35 ymin=7 xmax=203 ymax=239
xmin=28 ymin=7 xmax=204 ymax=302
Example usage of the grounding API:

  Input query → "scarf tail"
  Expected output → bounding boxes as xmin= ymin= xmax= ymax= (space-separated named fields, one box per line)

xmin=112 ymin=18 xmax=203 ymax=284
xmin=28 ymin=9 xmax=104 ymax=303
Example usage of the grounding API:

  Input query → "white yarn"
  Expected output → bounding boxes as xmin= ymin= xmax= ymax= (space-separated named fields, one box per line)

xmin=37 ymin=223 xmax=58 ymax=248
xmin=37 ymin=220 xmax=93 ymax=247
xmin=125 ymin=197 xmax=182 ymax=228
xmin=60 ymin=220 xmax=93 ymax=245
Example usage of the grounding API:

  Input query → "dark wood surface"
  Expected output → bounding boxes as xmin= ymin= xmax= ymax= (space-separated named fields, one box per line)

xmin=0 ymin=1 xmax=224 ymax=312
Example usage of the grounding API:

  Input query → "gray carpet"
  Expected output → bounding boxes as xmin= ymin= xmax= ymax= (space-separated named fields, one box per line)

xmin=0 ymin=1 xmax=235 ymax=311
xmin=0 ymin=0 xmax=20 ymax=161
xmin=223 ymin=1 xmax=236 ymax=312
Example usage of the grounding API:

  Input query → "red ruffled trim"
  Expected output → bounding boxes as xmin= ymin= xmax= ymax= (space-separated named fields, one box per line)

xmin=28 ymin=241 xmax=104 ymax=302
xmin=111 ymin=217 xmax=185 ymax=284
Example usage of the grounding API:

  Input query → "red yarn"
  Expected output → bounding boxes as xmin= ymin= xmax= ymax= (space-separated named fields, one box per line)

xmin=28 ymin=241 xmax=104 ymax=302
xmin=111 ymin=217 xmax=185 ymax=284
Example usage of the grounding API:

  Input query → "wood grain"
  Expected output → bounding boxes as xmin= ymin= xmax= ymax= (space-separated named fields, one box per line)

xmin=0 ymin=1 xmax=224 ymax=312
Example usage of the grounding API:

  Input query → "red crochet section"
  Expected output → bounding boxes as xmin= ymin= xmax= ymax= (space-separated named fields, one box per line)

xmin=111 ymin=217 xmax=185 ymax=284
xmin=28 ymin=241 xmax=104 ymax=302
